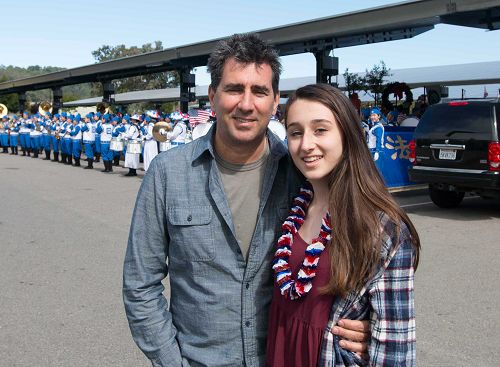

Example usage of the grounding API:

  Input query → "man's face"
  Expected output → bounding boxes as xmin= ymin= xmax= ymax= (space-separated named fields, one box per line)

xmin=208 ymin=57 xmax=279 ymax=148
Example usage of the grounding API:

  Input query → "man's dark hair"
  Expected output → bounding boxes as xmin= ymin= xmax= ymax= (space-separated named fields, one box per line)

xmin=207 ymin=33 xmax=282 ymax=96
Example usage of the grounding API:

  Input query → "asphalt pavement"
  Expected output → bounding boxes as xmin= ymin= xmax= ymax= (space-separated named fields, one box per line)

xmin=1 ymin=152 xmax=499 ymax=366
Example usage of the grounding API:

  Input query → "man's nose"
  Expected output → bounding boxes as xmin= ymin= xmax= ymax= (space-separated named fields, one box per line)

xmin=238 ymin=91 xmax=254 ymax=112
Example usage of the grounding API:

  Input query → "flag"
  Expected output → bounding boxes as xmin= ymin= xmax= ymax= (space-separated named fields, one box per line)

xmin=483 ymin=86 xmax=488 ymax=98
xmin=188 ymin=109 xmax=210 ymax=126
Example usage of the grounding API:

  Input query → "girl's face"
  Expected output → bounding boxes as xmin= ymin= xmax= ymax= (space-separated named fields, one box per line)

xmin=286 ymin=99 xmax=343 ymax=187
xmin=369 ymin=113 xmax=380 ymax=123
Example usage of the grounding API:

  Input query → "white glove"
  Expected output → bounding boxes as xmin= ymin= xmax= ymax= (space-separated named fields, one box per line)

xmin=373 ymin=152 xmax=379 ymax=161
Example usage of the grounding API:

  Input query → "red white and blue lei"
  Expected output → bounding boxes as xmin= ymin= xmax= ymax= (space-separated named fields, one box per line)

xmin=272 ymin=183 xmax=332 ymax=300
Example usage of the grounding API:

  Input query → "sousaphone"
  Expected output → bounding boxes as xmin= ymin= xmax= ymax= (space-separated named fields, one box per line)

xmin=38 ymin=101 xmax=53 ymax=116
xmin=0 ymin=103 xmax=8 ymax=118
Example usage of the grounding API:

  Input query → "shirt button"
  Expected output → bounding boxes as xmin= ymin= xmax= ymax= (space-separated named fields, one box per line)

xmin=245 ymin=321 xmax=250 ymax=327
xmin=246 ymin=283 xmax=250 ymax=289
xmin=187 ymin=215 xmax=192 ymax=222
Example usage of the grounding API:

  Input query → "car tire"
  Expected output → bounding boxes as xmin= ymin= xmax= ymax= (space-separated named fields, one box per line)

xmin=429 ymin=185 xmax=465 ymax=208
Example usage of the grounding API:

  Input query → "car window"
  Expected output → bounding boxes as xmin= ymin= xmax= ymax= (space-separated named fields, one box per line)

xmin=417 ymin=103 xmax=493 ymax=137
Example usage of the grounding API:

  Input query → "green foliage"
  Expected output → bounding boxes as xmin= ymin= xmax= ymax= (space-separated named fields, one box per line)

xmin=0 ymin=75 xmax=18 ymax=111
xmin=362 ymin=61 xmax=391 ymax=105
xmin=342 ymin=68 xmax=364 ymax=97
xmin=0 ymin=65 xmax=93 ymax=111
xmin=90 ymin=41 xmax=179 ymax=95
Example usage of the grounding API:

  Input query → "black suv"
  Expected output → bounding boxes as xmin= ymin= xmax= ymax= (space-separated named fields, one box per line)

xmin=408 ymin=99 xmax=500 ymax=208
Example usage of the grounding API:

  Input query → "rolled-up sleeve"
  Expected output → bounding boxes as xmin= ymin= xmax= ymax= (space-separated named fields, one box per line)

xmin=123 ymin=157 xmax=182 ymax=366
xmin=368 ymin=232 xmax=416 ymax=366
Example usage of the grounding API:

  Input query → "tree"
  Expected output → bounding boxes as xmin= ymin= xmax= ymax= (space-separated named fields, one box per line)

xmin=342 ymin=68 xmax=363 ymax=97
xmin=90 ymin=41 xmax=179 ymax=95
xmin=0 ymin=65 xmax=93 ymax=111
xmin=362 ymin=61 xmax=391 ymax=106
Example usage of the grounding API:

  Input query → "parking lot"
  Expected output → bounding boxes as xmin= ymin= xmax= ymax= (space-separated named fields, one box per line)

xmin=1 ymin=154 xmax=499 ymax=367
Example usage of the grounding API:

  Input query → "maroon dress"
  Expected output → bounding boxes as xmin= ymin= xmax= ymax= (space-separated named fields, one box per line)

xmin=266 ymin=232 xmax=334 ymax=367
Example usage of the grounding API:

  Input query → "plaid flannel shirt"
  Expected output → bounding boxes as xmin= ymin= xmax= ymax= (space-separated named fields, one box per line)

xmin=318 ymin=214 xmax=416 ymax=366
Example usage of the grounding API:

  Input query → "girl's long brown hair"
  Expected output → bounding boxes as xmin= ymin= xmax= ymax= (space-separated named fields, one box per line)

xmin=284 ymin=84 xmax=420 ymax=297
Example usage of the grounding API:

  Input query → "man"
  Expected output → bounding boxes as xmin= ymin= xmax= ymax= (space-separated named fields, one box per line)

xmin=123 ymin=34 xmax=368 ymax=367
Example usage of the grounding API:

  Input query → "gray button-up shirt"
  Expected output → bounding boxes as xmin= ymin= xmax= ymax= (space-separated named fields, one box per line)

xmin=123 ymin=127 xmax=300 ymax=367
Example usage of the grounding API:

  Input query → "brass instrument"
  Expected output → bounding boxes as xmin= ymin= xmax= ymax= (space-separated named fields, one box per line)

xmin=96 ymin=102 xmax=110 ymax=115
xmin=0 ymin=103 xmax=8 ymax=118
xmin=38 ymin=101 xmax=53 ymax=116
xmin=152 ymin=121 xmax=172 ymax=142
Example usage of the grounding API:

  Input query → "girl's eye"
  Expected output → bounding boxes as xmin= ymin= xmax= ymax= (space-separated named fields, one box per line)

xmin=288 ymin=130 xmax=302 ymax=137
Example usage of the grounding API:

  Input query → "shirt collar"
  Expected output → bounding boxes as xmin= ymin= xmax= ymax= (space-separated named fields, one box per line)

xmin=191 ymin=123 xmax=288 ymax=163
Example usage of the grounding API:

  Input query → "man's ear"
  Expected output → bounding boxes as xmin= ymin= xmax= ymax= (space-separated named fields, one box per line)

xmin=272 ymin=91 xmax=280 ymax=115
xmin=208 ymin=85 xmax=215 ymax=106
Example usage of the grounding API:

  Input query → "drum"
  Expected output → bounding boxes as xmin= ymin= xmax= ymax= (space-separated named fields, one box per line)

xmin=127 ymin=140 xmax=142 ymax=154
xmin=110 ymin=138 xmax=124 ymax=152
xmin=159 ymin=141 xmax=170 ymax=152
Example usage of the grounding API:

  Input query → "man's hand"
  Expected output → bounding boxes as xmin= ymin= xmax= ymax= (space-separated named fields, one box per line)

xmin=332 ymin=319 xmax=370 ymax=360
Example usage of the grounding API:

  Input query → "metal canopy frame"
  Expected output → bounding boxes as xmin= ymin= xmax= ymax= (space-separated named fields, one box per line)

xmin=0 ymin=0 xmax=499 ymax=96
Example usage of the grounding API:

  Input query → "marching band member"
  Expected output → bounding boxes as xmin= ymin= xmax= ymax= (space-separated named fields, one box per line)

xmin=62 ymin=115 xmax=74 ymax=165
xmin=112 ymin=116 xmax=125 ymax=166
xmin=93 ymin=112 xmax=102 ymax=163
xmin=19 ymin=112 xmax=31 ymax=156
xmin=70 ymin=114 xmax=83 ymax=166
xmin=367 ymin=107 xmax=385 ymax=172
xmin=191 ymin=110 xmax=214 ymax=141
xmin=167 ymin=111 xmax=187 ymax=148
xmin=9 ymin=115 xmax=20 ymax=155
xmin=96 ymin=113 xmax=114 ymax=173
xmin=142 ymin=113 xmax=158 ymax=172
xmin=29 ymin=114 xmax=42 ymax=158
xmin=59 ymin=115 xmax=69 ymax=163
xmin=50 ymin=114 xmax=61 ymax=162
xmin=123 ymin=114 xmax=142 ymax=176
xmin=41 ymin=113 xmax=52 ymax=160
xmin=81 ymin=113 xmax=96 ymax=169
xmin=367 ymin=107 xmax=384 ymax=159
xmin=0 ymin=115 xmax=9 ymax=153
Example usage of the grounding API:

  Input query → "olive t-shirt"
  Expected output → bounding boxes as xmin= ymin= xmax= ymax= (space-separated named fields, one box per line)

xmin=214 ymin=144 xmax=270 ymax=260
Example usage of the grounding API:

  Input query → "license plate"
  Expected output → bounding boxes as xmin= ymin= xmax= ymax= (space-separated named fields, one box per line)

xmin=439 ymin=149 xmax=457 ymax=160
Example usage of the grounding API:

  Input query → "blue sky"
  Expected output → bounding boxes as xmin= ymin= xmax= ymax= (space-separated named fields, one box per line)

xmin=2 ymin=0 xmax=499 ymax=91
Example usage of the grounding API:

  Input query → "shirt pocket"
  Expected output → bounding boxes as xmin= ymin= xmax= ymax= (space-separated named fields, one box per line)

xmin=167 ymin=206 xmax=215 ymax=261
